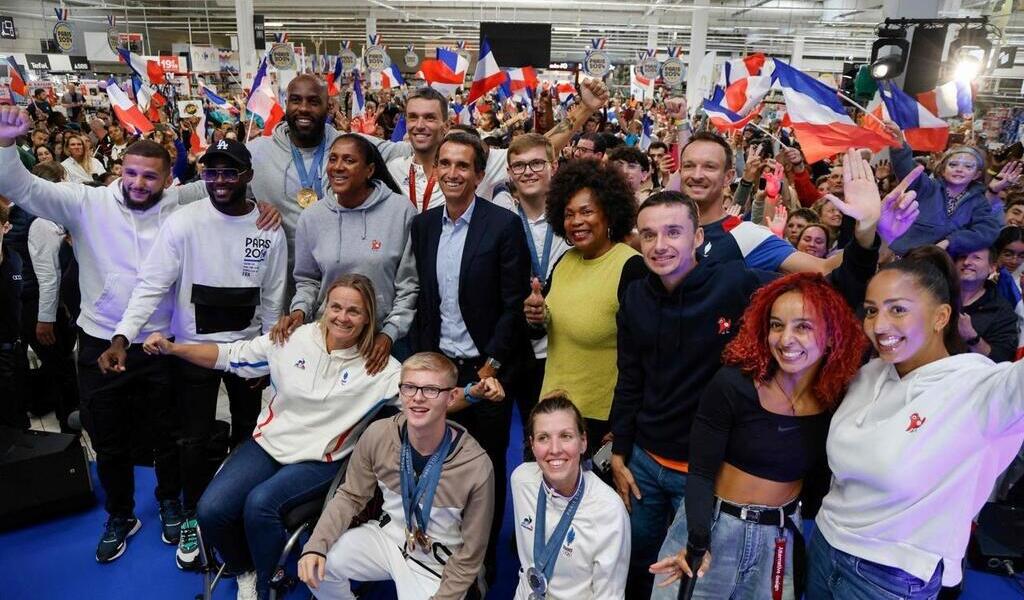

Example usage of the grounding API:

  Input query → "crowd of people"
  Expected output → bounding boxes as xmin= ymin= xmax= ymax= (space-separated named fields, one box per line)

xmin=1 ymin=66 xmax=1024 ymax=600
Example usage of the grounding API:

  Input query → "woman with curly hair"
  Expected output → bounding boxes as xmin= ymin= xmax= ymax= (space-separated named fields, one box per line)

xmin=648 ymin=273 xmax=868 ymax=600
xmin=523 ymin=159 xmax=646 ymax=445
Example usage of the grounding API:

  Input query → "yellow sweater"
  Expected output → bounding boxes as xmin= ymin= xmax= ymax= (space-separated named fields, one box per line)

xmin=540 ymin=243 xmax=640 ymax=420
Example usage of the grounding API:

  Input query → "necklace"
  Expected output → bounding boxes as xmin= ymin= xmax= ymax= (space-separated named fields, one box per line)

xmin=773 ymin=375 xmax=799 ymax=416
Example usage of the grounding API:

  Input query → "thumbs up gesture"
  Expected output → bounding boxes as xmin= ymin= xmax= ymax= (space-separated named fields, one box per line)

xmin=524 ymin=277 xmax=547 ymax=326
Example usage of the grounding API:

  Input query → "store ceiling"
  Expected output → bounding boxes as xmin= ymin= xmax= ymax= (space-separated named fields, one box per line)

xmin=62 ymin=0 xmax=1024 ymax=62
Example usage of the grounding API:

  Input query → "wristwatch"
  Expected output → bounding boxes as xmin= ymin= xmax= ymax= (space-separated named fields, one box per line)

xmin=485 ymin=357 xmax=502 ymax=372
xmin=965 ymin=334 xmax=982 ymax=347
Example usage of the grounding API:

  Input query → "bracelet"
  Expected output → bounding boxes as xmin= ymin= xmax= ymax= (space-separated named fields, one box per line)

xmin=965 ymin=334 xmax=982 ymax=347
xmin=464 ymin=383 xmax=482 ymax=405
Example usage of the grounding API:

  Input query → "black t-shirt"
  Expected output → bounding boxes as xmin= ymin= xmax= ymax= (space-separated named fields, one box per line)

xmin=0 ymin=245 xmax=24 ymax=343
xmin=684 ymin=365 xmax=831 ymax=549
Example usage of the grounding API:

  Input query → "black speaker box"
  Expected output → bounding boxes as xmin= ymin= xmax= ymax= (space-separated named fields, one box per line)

xmin=967 ymin=502 xmax=1024 ymax=576
xmin=0 ymin=427 xmax=95 ymax=530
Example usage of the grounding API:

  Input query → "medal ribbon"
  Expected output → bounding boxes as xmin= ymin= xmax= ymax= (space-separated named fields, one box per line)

xmin=400 ymin=426 xmax=453 ymax=542
xmin=517 ymin=204 xmax=554 ymax=284
xmin=533 ymin=471 xmax=586 ymax=587
xmin=408 ymin=163 xmax=436 ymax=213
xmin=290 ymin=137 xmax=327 ymax=199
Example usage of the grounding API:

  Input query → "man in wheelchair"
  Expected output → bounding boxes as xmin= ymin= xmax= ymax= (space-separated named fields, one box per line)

xmin=299 ymin=351 xmax=502 ymax=600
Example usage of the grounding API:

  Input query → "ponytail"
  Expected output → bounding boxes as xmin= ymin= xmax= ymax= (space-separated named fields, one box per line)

xmin=878 ymin=246 xmax=964 ymax=354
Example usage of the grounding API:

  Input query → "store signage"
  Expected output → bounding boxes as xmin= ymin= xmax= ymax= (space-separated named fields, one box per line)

xmin=637 ymin=50 xmax=660 ymax=80
xmin=995 ymin=46 xmax=1017 ymax=70
xmin=404 ymin=46 xmax=418 ymax=69
xmin=178 ymin=100 xmax=203 ymax=118
xmin=0 ymin=16 xmax=16 ymax=40
xmin=269 ymin=42 xmax=295 ymax=70
xmin=25 ymin=54 xmax=51 ymax=71
xmin=583 ymin=38 xmax=610 ymax=78
xmin=158 ymin=55 xmax=184 ymax=74
xmin=70 ymin=56 xmax=91 ymax=71
xmin=660 ymin=47 xmax=684 ymax=86
xmin=363 ymin=35 xmax=389 ymax=73
xmin=253 ymin=15 xmax=265 ymax=51
xmin=53 ymin=22 xmax=74 ymax=53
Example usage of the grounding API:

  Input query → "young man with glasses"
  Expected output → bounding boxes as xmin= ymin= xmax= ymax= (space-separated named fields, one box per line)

xmin=99 ymin=139 xmax=288 ymax=570
xmin=299 ymin=352 xmax=501 ymax=600
xmin=493 ymin=134 xmax=570 ymax=429
xmin=571 ymin=132 xmax=606 ymax=162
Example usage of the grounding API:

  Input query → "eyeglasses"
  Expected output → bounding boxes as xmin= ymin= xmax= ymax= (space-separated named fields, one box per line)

xmin=509 ymin=159 xmax=549 ymax=175
xmin=398 ymin=383 xmax=455 ymax=399
xmin=573 ymin=145 xmax=596 ymax=156
xmin=200 ymin=168 xmax=249 ymax=183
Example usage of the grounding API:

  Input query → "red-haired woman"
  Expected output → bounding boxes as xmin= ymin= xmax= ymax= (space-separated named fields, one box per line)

xmin=649 ymin=273 xmax=869 ymax=600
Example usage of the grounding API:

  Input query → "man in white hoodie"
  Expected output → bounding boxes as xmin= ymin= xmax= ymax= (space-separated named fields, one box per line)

xmin=0 ymin=106 xmax=277 ymax=564
xmin=99 ymin=139 xmax=287 ymax=570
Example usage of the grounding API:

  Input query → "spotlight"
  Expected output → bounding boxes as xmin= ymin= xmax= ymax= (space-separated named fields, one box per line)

xmin=948 ymin=25 xmax=992 ymax=79
xmin=953 ymin=54 xmax=982 ymax=83
xmin=869 ymin=25 xmax=909 ymax=80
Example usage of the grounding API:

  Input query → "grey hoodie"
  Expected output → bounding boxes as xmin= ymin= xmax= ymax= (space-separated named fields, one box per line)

xmin=248 ymin=121 xmax=342 ymax=263
xmin=291 ymin=179 xmax=418 ymax=342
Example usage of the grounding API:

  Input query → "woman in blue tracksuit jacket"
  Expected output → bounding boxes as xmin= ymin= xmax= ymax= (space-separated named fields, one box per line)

xmin=883 ymin=122 xmax=1002 ymax=257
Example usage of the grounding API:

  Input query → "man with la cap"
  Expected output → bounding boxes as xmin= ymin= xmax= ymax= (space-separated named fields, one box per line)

xmin=99 ymin=137 xmax=288 ymax=570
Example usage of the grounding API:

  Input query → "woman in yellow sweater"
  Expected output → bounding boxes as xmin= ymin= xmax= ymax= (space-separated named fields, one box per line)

xmin=524 ymin=160 xmax=646 ymax=448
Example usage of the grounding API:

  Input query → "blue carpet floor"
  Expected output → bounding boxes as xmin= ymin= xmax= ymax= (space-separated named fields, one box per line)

xmin=2 ymin=408 xmax=1024 ymax=599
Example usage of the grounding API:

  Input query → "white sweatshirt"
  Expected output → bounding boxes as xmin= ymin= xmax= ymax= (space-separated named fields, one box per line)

xmin=511 ymin=463 xmax=630 ymax=600
xmin=215 ymin=323 xmax=401 ymax=463
xmin=0 ymin=144 xmax=207 ymax=342
xmin=817 ymin=354 xmax=1024 ymax=585
xmin=27 ymin=218 xmax=65 ymax=322
xmin=114 ymin=199 xmax=287 ymax=345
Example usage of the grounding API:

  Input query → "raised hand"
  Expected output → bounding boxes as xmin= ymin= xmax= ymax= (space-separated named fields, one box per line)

xmin=990 ymin=160 xmax=1023 ymax=195
xmin=881 ymin=119 xmax=905 ymax=148
xmin=580 ymin=78 xmax=610 ymax=111
xmin=781 ymin=147 xmax=806 ymax=173
xmin=826 ymin=148 xmax=884 ymax=227
xmin=742 ymin=146 xmax=764 ymax=184
xmin=877 ymin=167 xmax=925 ymax=244
xmin=664 ymin=97 xmax=687 ymax=120
xmin=0 ymin=106 xmax=33 ymax=145
xmin=764 ymin=161 xmax=785 ymax=199
xmin=766 ymin=204 xmax=787 ymax=238
xmin=874 ymin=159 xmax=893 ymax=181
xmin=523 ymin=277 xmax=546 ymax=326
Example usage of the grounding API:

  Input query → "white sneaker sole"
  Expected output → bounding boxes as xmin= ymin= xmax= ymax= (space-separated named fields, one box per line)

xmin=96 ymin=518 xmax=142 ymax=563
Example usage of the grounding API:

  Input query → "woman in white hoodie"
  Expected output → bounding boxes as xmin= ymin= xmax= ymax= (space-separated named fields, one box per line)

xmin=808 ymin=246 xmax=1024 ymax=599
xmin=144 ymin=274 xmax=401 ymax=600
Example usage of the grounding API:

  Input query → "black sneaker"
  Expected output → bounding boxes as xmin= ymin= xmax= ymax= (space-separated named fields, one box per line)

xmin=176 ymin=516 xmax=201 ymax=570
xmin=159 ymin=499 xmax=184 ymax=545
xmin=96 ymin=516 xmax=141 ymax=563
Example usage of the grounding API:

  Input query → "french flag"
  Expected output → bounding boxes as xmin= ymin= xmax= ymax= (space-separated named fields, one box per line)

xmin=994 ymin=268 xmax=1024 ymax=361
xmin=117 ymin=48 xmax=166 ymax=86
xmin=420 ymin=48 xmax=467 ymax=99
xmin=916 ymin=79 xmax=972 ymax=119
xmin=380 ymin=63 xmax=405 ymax=89
xmin=5 ymin=57 xmax=27 ymax=101
xmin=499 ymin=66 xmax=538 ymax=102
xmin=770 ymin=59 xmax=895 ymax=163
xmin=131 ymin=76 xmax=166 ymax=123
xmin=866 ymin=82 xmax=948 ymax=153
xmin=246 ymin=57 xmax=284 ymax=136
xmin=190 ymin=110 xmax=209 ymax=151
xmin=390 ymin=115 xmax=407 ymax=142
xmin=351 ymin=71 xmax=366 ymax=118
xmin=106 ymin=79 xmax=154 ymax=135
xmin=719 ymin=53 xmax=773 ymax=116
xmin=639 ymin=114 xmax=654 ymax=151
xmin=466 ymin=38 xmax=506 ymax=104
xmin=702 ymin=85 xmax=763 ymax=131
xmin=326 ymin=56 xmax=344 ymax=97
xmin=452 ymin=102 xmax=474 ymax=125
xmin=199 ymin=79 xmax=239 ymax=115
xmin=556 ymin=82 xmax=576 ymax=105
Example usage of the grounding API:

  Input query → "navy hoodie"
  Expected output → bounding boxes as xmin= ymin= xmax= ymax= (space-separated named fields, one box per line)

xmin=610 ymin=236 xmax=880 ymax=462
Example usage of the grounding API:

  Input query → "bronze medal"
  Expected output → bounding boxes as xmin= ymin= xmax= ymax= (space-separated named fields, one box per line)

xmin=414 ymin=528 xmax=430 ymax=552
xmin=296 ymin=187 xmax=318 ymax=208
xmin=405 ymin=528 xmax=417 ymax=553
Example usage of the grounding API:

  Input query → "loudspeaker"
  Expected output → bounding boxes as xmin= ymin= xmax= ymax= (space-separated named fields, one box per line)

xmin=967 ymin=502 xmax=1024 ymax=576
xmin=0 ymin=428 xmax=94 ymax=530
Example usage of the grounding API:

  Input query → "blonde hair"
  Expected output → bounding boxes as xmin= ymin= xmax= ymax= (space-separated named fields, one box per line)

xmin=507 ymin=133 xmax=554 ymax=164
xmin=319 ymin=274 xmax=378 ymax=358
xmin=63 ymin=133 xmax=90 ymax=168
xmin=401 ymin=352 xmax=458 ymax=387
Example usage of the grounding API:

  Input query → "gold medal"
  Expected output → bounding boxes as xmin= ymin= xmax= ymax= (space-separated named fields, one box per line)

xmin=414 ymin=528 xmax=430 ymax=552
xmin=405 ymin=528 xmax=417 ymax=553
xmin=296 ymin=187 xmax=318 ymax=208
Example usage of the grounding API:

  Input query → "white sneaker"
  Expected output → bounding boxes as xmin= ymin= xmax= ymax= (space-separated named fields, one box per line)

xmin=236 ymin=571 xmax=258 ymax=600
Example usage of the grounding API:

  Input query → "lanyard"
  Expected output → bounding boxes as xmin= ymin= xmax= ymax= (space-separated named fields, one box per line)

xmin=533 ymin=471 xmax=586 ymax=585
xmin=518 ymin=204 xmax=554 ymax=283
xmin=399 ymin=426 xmax=453 ymax=537
xmin=290 ymin=137 xmax=327 ymax=199
xmin=409 ymin=163 xmax=436 ymax=213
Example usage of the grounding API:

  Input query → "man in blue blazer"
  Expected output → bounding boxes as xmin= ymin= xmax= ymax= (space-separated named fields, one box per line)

xmin=409 ymin=130 xmax=532 ymax=582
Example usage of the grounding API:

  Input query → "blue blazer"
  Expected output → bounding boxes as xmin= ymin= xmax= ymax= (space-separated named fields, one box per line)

xmin=409 ymin=198 xmax=533 ymax=374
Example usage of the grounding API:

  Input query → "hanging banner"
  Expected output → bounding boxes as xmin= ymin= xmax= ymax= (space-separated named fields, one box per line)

xmin=339 ymin=40 xmax=358 ymax=74
xmin=253 ymin=15 xmax=265 ymax=51
xmin=661 ymin=46 xmax=685 ymax=87
xmin=189 ymin=45 xmax=220 ymax=73
xmin=637 ymin=49 xmax=660 ymax=80
xmin=52 ymin=8 xmax=74 ymax=53
xmin=363 ymin=34 xmax=390 ymax=73
xmin=404 ymin=45 xmax=419 ymax=69
xmin=269 ymin=38 xmax=295 ymax=70
xmin=583 ymin=38 xmax=610 ymax=78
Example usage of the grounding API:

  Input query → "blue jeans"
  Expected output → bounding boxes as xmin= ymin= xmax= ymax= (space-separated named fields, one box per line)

xmin=196 ymin=439 xmax=342 ymax=600
xmin=651 ymin=499 xmax=797 ymax=600
xmin=625 ymin=448 xmax=688 ymax=599
xmin=806 ymin=527 xmax=943 ymax=600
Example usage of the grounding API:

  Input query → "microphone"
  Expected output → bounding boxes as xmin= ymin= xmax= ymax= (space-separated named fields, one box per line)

xmin=677 ymin=546 xmax=706 ymax=600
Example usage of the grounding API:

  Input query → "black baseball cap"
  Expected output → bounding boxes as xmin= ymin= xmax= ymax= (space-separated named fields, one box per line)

xmin=198 ymin=138 xmax=252 ymax=170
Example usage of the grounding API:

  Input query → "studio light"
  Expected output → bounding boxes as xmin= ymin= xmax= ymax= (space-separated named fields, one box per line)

xmin=953 ymin=54 xmax=982 ymax=83
xmin=869 ymin=25 xmax=909 ymax=80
